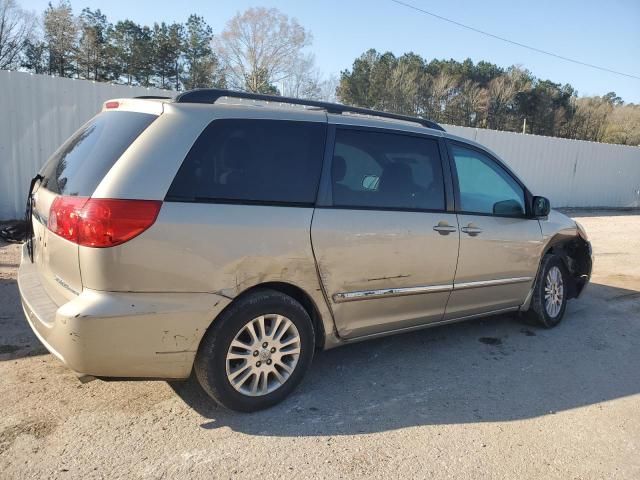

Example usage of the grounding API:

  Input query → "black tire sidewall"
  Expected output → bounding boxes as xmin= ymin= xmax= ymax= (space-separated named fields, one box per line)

xmin=195 ymin=290 xmax=315 ymax=412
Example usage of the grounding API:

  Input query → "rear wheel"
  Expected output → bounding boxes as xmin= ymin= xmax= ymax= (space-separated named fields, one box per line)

xmin=194 ymin=289 xmax=314 ymax=412
xmin=527 ymin=254 xmax=568 ymax=328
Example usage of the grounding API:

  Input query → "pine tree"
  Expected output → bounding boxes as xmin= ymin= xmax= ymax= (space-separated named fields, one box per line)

xmin=43 ymin=0 xmax=78 ymax=77
xmin=152 ymin=22 xmax=183 ymax=90
xmin=76 ymin=8 xmax=109 ymax=81
xmin=182 ymin=14 xmax=222 ymax=89
xmin=110 ymin=20 xmax=142 ymax=84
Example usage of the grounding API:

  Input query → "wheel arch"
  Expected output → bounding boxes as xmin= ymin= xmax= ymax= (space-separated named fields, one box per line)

xmin=540 ymin=233 xmax=592 ymax=299
xmin=212 ymin=282 xmax=327 ymax=351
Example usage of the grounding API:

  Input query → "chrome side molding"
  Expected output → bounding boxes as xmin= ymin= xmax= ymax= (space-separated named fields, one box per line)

xmin=333 ymin=284 xmax=453 ymax=303
xmin=453 ymin=276 xmax=533 ymax=290
xmin=332 ymin=276 xmax=533 ymax=303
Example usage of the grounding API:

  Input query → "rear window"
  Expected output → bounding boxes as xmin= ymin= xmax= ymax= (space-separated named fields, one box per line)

xmin=332 ymin=129 xmax=445 ymax=211
xmin=166 ymin=119 xmax=326 ymax=205
xmin=40 ymin=111 xmax=156 ymax=196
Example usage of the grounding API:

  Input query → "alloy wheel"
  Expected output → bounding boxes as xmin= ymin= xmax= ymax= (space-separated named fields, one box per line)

xmin=225 ymin=314 xmax=301 ymax=396
xmin=544 ymin=265 xmax=564 ymax=318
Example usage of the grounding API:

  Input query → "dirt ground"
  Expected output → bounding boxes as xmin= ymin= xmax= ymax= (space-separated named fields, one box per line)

xmin=1 ymin=211 xmax=639 ymax=479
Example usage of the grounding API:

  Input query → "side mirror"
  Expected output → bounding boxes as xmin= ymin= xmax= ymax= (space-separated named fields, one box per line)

xmin=493 ymin=199 xmax=524 ymax=216
xmin=532 ymin=196 xmax=550 ymax=217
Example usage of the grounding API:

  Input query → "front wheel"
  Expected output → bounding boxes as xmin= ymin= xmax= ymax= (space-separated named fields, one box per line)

xmin=526 ymin=254 xmax=569 ymax=328
xmin=194 ymin=289 xmax=315 ymax=412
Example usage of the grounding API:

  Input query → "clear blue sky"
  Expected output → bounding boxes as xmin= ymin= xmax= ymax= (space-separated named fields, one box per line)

xmin=21 ymin=0 xmax=640 ymax=102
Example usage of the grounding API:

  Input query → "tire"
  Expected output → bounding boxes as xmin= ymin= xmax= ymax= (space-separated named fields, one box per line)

xmin=194 ymin=289 xmax=315 ymax=412
xmin=526 ymin=254 xmax=569 ymax=328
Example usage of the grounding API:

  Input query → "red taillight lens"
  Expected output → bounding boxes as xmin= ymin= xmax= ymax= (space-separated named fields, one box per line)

xmin=48 ymin=197 xmax=161 ymax=248
xmin=48 ymin=196 xmax=89 ymax=242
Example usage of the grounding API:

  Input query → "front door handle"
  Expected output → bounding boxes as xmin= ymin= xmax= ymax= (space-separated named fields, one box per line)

xmin=461 ymin=223 xmax=483 ymax=236
xmin=433 ymin=221 xmax=457 ymax=235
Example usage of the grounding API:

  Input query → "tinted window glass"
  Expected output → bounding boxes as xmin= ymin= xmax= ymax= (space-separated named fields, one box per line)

xmin=168 ymin=119 xmax=326 ymax=205
xmin=332 ymin=129 xmax=445 ymax=211
xmin=40 ymin=111 xmax=156 ymax=196
xmin=452 ymin=145 xmax=525 ymax=215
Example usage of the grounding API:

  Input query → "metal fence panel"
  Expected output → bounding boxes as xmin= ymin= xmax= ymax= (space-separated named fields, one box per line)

xmin=444 ymin=125 xmax=640 ymax=209
xmin=1 ymin=71 xmax=639 ymax=219
xmin=0 ymin=71 xmax=167 ymax=219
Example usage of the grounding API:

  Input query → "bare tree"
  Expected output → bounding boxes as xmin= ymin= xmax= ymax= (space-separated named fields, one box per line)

xmin=487 ymin=76 xmax=514 ymax=129
xmin=386 ymin=60 xmax=421 ymax=115
xmin=567 ymin=96 xmax=613 ymax=142
xmin=427 ymin=72 xmax=456 ymax=122
xmin=318 ymin=74 xmax=339 ymax=102
xmin=456 ymin=80 xmax=489 ymax=127
xmin=603 ymin=103 xmax=640 ymax=146
xmin=280 ymin=53 xmax=320 ymax=98
xmin=213 ymin=7 xmax=311 ymax=93
xmin=0 ymin=0 xmax=36 ymax=69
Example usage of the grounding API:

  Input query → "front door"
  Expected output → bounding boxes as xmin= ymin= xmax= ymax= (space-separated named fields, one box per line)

xmin=444 ymin=142 xmax=544 ymax=319
xmin=311 ymin=126 xmax=459 ymax=339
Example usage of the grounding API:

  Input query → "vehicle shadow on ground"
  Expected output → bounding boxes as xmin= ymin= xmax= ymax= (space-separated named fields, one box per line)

xmin=0 ymin=279 xmax=49 ymax=361
xmin=171 ymin=281 xmax=640 ymax=436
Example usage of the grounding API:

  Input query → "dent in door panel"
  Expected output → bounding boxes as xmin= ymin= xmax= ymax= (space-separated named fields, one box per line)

xmin=311 ymin=209 xmax=459 ymax=339
xmin=78 ymin=203 xmax=338 ymax=346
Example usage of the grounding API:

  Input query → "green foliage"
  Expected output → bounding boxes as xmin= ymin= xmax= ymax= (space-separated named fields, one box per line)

xmin=76 ymin=8 xmax=109 ymax=80
xmin=152 ymin=22 xmax=184 ymax=90
xmin=22 ymin=39 xmax=47 ymax=74
xmin=23 ymin=2 xmax=225 ymax=91
xmin=43 ymin=0 xmax=77 ymax=76
xmin=338 ymin=49 xmax=640 ymax=145
xmin=14 ymin=3 xmax=639 ymax=146
xmin=182 ymin=14 xmax=223 ymax=90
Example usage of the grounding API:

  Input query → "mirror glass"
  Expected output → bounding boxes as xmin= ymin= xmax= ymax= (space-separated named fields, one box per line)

xmin=532 ymin=196 xmax=551 ymax=217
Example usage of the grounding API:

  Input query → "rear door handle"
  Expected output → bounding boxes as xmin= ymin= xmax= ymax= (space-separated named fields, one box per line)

xmin=461 ymin=224 xmax=483 ymax=236
xmin=433 ymin=222 xmax=457 ymax=235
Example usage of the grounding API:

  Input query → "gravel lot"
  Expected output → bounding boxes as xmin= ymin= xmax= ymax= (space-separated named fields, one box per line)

xmin=1 ymin=211 xmax=639 ymax=479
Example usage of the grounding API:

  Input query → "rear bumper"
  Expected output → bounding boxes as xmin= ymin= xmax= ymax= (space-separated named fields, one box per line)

xmin=18 ymin=245 xmax=230 ymax=379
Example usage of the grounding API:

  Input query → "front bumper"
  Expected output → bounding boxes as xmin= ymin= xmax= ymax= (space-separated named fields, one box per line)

xmin=18 ymin=245 xmax=231 ymax=379
xmin=575 ymin=240 xmax=593 ymax=297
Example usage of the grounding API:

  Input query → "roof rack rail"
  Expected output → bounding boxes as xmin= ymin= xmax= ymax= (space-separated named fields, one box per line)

xmin=174 ymin=88 xmax=445 ymax=132
xmin=134 ymin=95 xmax=172 ymax=99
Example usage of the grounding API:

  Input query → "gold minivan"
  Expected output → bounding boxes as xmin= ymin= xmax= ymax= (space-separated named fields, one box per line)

xmin=19 ymin=89 xmax=592 ymax=412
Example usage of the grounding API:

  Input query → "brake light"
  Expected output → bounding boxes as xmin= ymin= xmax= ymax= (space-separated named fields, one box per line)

xmin=105 ymin=101 xmax=120 ymax=109
xmin=48 ymin=197 xmax=161 ymax=247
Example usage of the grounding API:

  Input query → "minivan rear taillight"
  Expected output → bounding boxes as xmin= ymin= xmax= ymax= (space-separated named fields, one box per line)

xmin=48 ymin=197 xmax=161 ymax=247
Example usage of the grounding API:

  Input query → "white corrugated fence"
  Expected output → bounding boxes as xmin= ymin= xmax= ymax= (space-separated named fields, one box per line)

xmin=1 ymin=71 xmax=639 ymax=219
xmin=444 ymin=124 xmax=640 ymax=209
xmin=0 ymin=71 xmax=167 ymax=220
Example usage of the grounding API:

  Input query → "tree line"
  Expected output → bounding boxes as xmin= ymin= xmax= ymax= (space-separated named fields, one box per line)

xmin=9 ymin=0 xmax=224 ymax=90
xmin=338 ymin=50 xmax=640 ymax=145
xmin=1 ymin=0 xmax=638 ymax=145
xmin=1 ymin=0 xmax=337 ymax=96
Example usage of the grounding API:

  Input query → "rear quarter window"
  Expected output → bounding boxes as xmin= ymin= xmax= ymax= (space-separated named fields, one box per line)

xmin=40 ymin=111 xmax=156 ymax=196
xmin=167 ymin=119 xmax=327 ymax=205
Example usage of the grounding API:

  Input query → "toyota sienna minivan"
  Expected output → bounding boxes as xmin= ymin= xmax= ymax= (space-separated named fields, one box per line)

xmin=19 ymin=89 xmax=592 ymax=412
